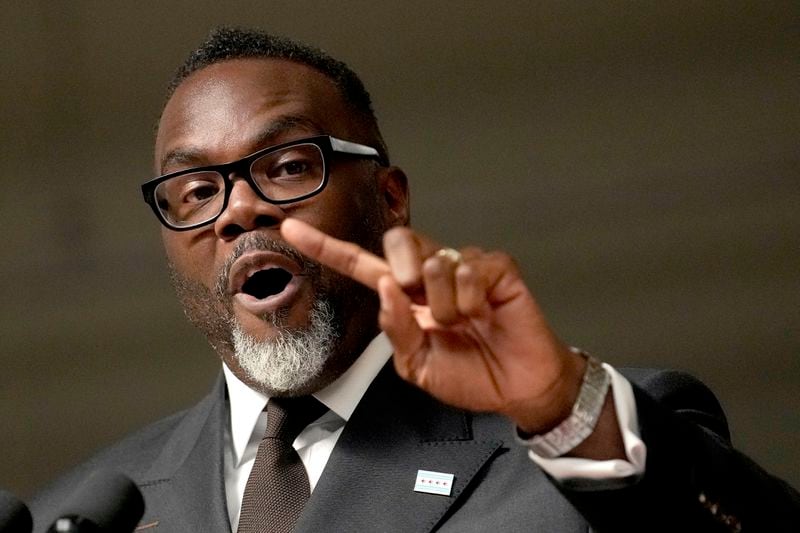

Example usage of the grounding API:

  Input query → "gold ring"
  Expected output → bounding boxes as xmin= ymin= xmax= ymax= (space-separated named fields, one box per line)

xmin=435 ymin=247 xmax=463 ymax=264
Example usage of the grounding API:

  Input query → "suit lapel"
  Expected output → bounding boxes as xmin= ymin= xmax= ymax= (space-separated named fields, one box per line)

xmin=136 ymin=374 xmax=231 ymax=532
xmin=296 ymin=364 xmax=503 ymax=532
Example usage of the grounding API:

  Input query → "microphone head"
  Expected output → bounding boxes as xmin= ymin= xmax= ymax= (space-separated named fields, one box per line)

xmin=0 ymin=488 xmax=33 ymax=532
xmin=48 ymin=471 xmax=144 ymax=533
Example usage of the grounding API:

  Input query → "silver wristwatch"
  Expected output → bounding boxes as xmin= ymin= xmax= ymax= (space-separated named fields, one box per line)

xmin=519 ymin=353 xmax=611 ymax=458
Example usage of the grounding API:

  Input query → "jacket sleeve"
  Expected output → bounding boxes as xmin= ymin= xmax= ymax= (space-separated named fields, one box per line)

xmin=554 ymin=369 xmax=800 ymax=532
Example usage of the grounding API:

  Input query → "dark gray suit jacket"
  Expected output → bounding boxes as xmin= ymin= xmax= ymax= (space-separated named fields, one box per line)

xmin=30 ymin=365 xmax=800 ymax=532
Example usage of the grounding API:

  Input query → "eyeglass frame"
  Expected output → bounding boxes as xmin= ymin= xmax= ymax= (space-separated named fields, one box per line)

xmin=141 ymin=135 xmax=384 ymax=231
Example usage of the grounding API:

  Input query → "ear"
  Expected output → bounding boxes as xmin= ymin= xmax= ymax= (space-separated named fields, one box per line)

xmin=378 ymin=166 xmax=410 ymax=227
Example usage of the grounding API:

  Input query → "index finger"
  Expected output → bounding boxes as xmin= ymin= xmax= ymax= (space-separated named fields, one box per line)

xmin=281 ymin=218 xmax=390 ymax=290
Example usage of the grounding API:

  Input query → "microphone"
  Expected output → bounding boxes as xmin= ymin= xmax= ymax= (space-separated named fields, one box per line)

xmin=46 ymin=472 xmax=144 ymax=533
xmin=0 ymin=489 xmax=32 ymax=532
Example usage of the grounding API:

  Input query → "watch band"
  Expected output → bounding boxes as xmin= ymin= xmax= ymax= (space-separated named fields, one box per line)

xmin=518 ymin=352 xmax=611 ymax=458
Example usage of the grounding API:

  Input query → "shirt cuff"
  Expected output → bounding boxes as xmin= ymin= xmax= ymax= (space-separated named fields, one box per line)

xmin=526 ymin=363 xmax=647 ymax=481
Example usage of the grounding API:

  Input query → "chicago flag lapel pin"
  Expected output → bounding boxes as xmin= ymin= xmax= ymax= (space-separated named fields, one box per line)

xmin=414 ymin=469 xmax=455 ymax=496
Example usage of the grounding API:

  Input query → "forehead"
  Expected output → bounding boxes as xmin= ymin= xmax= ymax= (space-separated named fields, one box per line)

xmin=155 ymin=58 xmax=360 ymax=171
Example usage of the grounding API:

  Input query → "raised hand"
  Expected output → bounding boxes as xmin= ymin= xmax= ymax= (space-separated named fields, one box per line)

xmin=281 ymin=218 xmax=590 ymax=434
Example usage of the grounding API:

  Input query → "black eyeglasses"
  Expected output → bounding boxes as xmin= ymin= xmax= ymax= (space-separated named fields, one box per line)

xmin=141 ymin=135 xmax=382 ymax=231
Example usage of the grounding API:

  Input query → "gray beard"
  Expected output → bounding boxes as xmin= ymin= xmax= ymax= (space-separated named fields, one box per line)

xmin=168 ymin=199 xmax=386 ymax=396
xmin=231 ymin=299 xmax=338 ymax=395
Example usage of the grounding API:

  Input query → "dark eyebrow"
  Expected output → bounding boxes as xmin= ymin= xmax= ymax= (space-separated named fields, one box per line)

xmin=159 ymin=147 xmax=205 ymax=173
xmin=250 ymin=115 xmax=323 ymax=148
xmin=158 ymin=115 xmax=325 ymax=174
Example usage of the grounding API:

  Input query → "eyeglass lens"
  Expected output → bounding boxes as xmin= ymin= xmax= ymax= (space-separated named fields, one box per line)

xmin=154 ymin=143 xmax=326 ymax=227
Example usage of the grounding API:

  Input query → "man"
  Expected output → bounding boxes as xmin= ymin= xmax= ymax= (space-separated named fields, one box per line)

xmin=31 ymin=28 xmax=799 ymax=532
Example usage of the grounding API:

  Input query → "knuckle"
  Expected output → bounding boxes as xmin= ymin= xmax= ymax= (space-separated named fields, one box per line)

xmin=383 ymin=226 xmax=413 ymax=249
xmin=461 ymin=245 xmax=484 ymax=258
xmin=455 ymin=263 xmax=477 ymax=283
xmin=433 ymin=313 xmax=459 ymax=326
xmin=422 ymin=256 xmax=447 ymax=278
xmin=459 ymin=301 xmax=482 ymax=317
xmin=489 ymin=250 xmax=519 ymax=272
xmin=430 ymin=304 xmax=459 ymax=325
xmin=341 ymin=244 xmax=361 ymax=275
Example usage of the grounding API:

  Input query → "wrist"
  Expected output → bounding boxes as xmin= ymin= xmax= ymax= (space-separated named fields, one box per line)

xmin=512 ymin=346 xmax=587 ymax=435
xmin=516 ymin=351 xmax=611 ymax=458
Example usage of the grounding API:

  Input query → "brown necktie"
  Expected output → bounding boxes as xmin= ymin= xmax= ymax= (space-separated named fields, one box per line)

xmin=237 ymin=396 xmax=327 ymax=533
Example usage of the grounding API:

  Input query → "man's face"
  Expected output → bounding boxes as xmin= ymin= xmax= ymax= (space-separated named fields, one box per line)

xmin=154 ymin=58 xmax=408 ymax=395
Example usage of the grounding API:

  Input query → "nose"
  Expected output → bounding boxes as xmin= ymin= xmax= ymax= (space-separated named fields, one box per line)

xmin=213 ymin=175 xmax=286 ymax=240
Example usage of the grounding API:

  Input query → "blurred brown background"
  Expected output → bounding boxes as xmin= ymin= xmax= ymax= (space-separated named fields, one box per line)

xmin=1 ymin=1 xmax=798 ymax=498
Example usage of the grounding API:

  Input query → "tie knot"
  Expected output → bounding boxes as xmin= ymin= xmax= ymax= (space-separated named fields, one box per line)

xmin=264 ymin=396 xmax=326 ymax=444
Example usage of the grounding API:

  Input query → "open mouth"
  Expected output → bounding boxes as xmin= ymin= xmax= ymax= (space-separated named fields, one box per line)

xmin=228 ymin=250 xmax=306 ymax=316
xmin=241 ymin=268 xmax=293 ymax=300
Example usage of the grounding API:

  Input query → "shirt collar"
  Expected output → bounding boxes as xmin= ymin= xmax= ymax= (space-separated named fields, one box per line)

xmin=314 ymin=331 xmax=393 ymax=421
xmin=223 ymin=332 xmax=393 ymax=467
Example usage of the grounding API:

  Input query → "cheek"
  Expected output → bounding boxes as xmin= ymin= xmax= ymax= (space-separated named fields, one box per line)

xmin=306 ymin=177 xmax=386 ymax=251
xmin=161 ymin=230 xmax=218 ymax=284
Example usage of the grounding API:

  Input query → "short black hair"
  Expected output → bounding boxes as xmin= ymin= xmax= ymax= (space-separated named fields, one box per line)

xmin=165 ymin=27 xmax=389 ymax=163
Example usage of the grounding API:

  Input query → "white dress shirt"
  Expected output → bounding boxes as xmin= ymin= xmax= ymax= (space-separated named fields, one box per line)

xmin=222 ymin=333 xmax=645 ymax=530
xmin=222 ymin=333 xmax=393 ymax=531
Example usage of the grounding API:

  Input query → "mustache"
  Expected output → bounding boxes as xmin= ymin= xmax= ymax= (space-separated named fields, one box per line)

xmin=213 ymin=233 xmax=322 ymax=300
